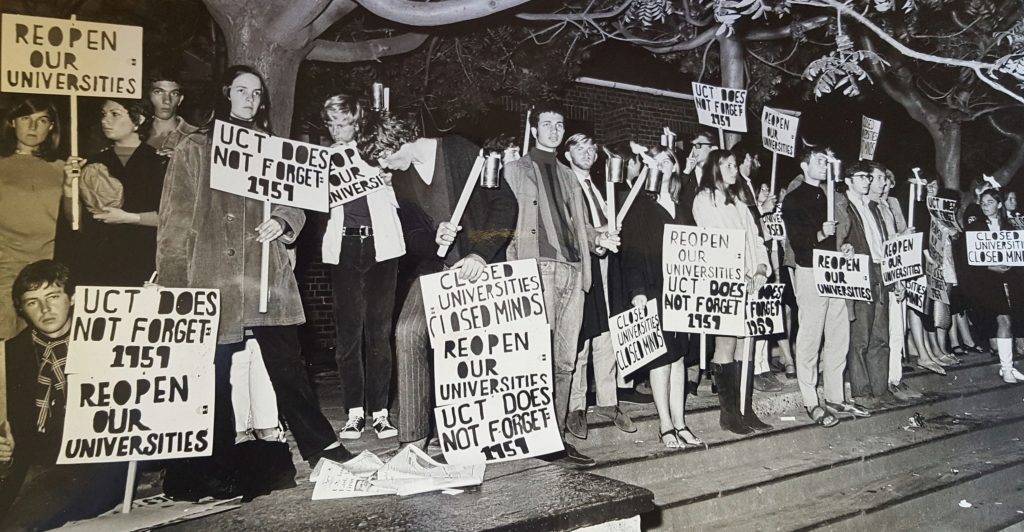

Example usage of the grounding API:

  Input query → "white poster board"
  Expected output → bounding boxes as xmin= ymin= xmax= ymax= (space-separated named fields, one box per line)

xmin=881 ymin=233 xmax=924 ymax=285
xmin=609 ymin=299 xmax=667 ymax=377
xmin=745 ymin=283 xmax=785 ymax=337
xmin=926 ymin=196 xmax=959 ymax=231
xmin=761 ymin=211 xmax=786 ymax=241
xmin=966 ymin=231 xmax=1024 ymax=266
xmin=210 ymin=120 xmax=330 ymax=212
xmin=813 ymin=250 xmax=872 ymax=301
xmin=663 ymin=225 xmax=746 ymax=335
xmin=420 ymin=259 xmax=562 ymax=464
xmin=59 ymin=287 xmax=219 ymax=464
xmin=1 ymin=14 xmax=142 ymax=97
xmin=905 ymin=277 xmax=927 ymax=313
xmin=859 ymin=116 xmax=881 ymax=161
xmin=328 ymin=145 xmax=387 ymax=208
xmin=691 ymin=82 xmax=748 ymax=133
xmin=761 ymin=107 xmax=799 ymax=157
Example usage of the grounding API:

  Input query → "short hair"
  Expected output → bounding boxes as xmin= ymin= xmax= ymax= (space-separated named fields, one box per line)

xmin=215 ymin=65 xmax=271 ymax=133
xmin=12 ymin=260 xmax=72 ymax=313
xmin=844 ymin=161 xmax=874 ymax=180
xmin=691 ymin=127 xmax=716 ymax=143
xmin=0 ymin=96 xmax=62 ymax=161
xmin=145 ymin=67 xmax=184 ymax=94
xmin=321 ymin=93 xmax=362 ymax=124
xmin=356 ymin=113 xmax=420 ymax=163
xmin=799 ymin=144 xmax=830 ymax=165
xmin=529 ymin=101 xmax=566 ymax=128
xmin=563 ymin=133 xmax=593 ymax=151
xmin=103 ymin=98 xmax=152 ymax=142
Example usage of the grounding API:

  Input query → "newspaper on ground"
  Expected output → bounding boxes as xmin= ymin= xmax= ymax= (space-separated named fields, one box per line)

xmin=310 ymin=445 xmax=485 ymax=500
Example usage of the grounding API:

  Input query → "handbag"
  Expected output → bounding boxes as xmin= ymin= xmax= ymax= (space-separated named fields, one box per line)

xmin=79 ymin=163 xmax=124 ymax=214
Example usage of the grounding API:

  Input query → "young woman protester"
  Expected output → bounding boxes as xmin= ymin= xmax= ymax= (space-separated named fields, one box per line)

xmin=156 ymin=65 xmax=352 ymax=501
xmin=619 ymin=145 xmax=703 ymax=448
xmin=692 ymin=149 xmax=773 ymax=435
xmin=957 ymin=187 xmax=1024 ymax=383
xmin=0 ymin=97 xmax=68 ymax=340
xmin=59 ymin=99 xmax=165 ymax=287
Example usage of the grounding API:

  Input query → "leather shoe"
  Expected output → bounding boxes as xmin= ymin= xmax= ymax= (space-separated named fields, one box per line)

xmin=593 ymin=405 xmax=637 ymax=433
xmin=824 ymin=400 xmax=871 ymax=418
xmin=561 ymin=443 xmax=597 ymax=468
xmin=617 ymin=387 xmax=654 ymax=404
xmin=566 ymin=409 xmax=588 ymax=439
xmin=753 ymin=373 xmax=784 ymax=392
xmin=889 ymin=382 xmax=922 ymax=400
xmin=307 ymin=444 xmax=354 ymax=468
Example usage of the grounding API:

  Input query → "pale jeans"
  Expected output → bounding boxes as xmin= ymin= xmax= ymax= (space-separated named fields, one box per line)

xmin=792 ymin=266 xmax=849 ymax=408
xmin=230 ymin=338 xmax=280 ymax=433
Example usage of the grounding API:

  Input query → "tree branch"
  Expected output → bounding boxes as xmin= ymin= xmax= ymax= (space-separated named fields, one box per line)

xmin=307 ymin=32 xmax=429 ymax=62
xmin=645 ymin=24 xmax=718 ymax=53
xmin=745 ymin=15 xmax=830 ymax=41
xmin=307 ymin=0 xmax=358 ymax=40
xmin=353 ymin=0 xmax=533 ymax=26
xmin=516 ymin=0 xmax=631 ymax=21
xmin=268 ymin=0 xmax=331 ymax=37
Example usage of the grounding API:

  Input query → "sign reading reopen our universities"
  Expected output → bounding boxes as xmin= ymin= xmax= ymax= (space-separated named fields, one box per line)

xmin=59 ymin=286 xmax=219 ymax=464
xmin=609 ymin=299 xmax=667 ymax=377
xmin=328 ymin=145 xmax=388 ymax=208
xmin=691 ymin=82 xmax=748 ymax=133
xmin=745 ymin=283 xmax=785 ymax=337
xmin=882 ymin=233 xmax=924 ymax=286
xmin=663 ymin=225 xmax=747 ymax=336
xmin=813 ymin=250 xmax=872 ymax=301
xmin=761 ymin=107 xmax=799 ymax=157
xmin=1 ymin=14 xmax=142 ymax=98
xmin=966 ymin=230 xmax=1024 ymax=266
xmin=420 ymin=259 xmax=562 ymax=464
xmin=210 ymin=120 xmax=330 ymax=212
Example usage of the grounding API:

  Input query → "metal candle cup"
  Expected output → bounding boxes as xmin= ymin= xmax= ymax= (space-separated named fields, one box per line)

xmin=481 ymin=152 xmax=502 ymax=189
xmin=372 ymin=82 xmax=384 ymax=111
xmin=645 ymin=167 xmax=663 ymax=193
xmin=606 ymin=156 xmax=624 ymax=184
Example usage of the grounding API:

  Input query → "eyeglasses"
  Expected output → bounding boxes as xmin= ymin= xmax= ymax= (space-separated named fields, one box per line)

xmin=850 ymin=173 xmax=873 ymax=180
xmin=692 ymin=142 xmax=714 ymax=148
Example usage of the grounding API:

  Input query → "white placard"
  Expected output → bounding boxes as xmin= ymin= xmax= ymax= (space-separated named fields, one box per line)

xmin=881 ymin=233 xmax=924 ymax=285
xmin=434 ymin=391 xmax=562 ymax=465
xmin=59 ymin=287 xmax=219 ymax=464
xmin=610 ymin=299 xmax=667 ymax=377
xmin=210 ymin=120 xmax=330 ymax=212
xmin=966 ymin=230 xmax=1024 ymax=266
xmin=859 ymin=116 xmax=882 ymax=161
xmin=813 ymin=250 xmax=872 ymax=301
xmin=744 ymin=283 xmax=784 ymax=337
xmin=691 ymin=82 xmax=748 ymax=133
xmin=905 ymin=277 xmax=927 ymax=313
xmin=328 ymin=145 xmax=387 ymax=208
xmin=761 ymin=210 xmax=786 ymax=241
xmin=761 ymin=107 xmax=799 ymax=157
xmin=663 ymin=225 xmax=747 ymax=335
xmin=926 ymin=196 xmax=959 ymax=231
xmin=1 ymin=14 xmax=142 ymax=97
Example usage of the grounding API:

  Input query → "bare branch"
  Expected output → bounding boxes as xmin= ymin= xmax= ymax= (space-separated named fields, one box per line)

xmin=354 ymin=0 xmax=533 ymax=26
xmin=747 ymin=46 xmax=804 ymax=77
xmin=307 ymin=32 xmax=429 ymax=62
xmin=681 ymin=0 xmax=714 ymax=27
xmin=307 ymin=0 xmax=359 ymax=40
xmin=745 ymin=15 xmax=831 ymax=41
xmin=969 ymin=104 xmax=1021 ymax=121
xmin=517 ymin=0 xmax=632 ymax=21
xmin=268 ymin=0 xmax=331 ymax=36
xmin=645 ymin=25 xmax=719 ymax=53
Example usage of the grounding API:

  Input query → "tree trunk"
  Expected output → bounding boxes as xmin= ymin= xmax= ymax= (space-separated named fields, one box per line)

xmin=930 ymin=119 xmax=961 ymax=190
xmin=719 ymin=33 xmax=744 ymax=149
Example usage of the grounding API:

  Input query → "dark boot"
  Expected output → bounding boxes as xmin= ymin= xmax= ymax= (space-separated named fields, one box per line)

xmin=715 ymin=362 xmax=753 ymax=435
xmin=237 ymin=440 xmax=298 ymax=502
xmin=736 ymin=362 xmax=773 ymax=431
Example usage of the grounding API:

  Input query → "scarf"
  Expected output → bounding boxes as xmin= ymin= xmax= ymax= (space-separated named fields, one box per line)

xmin=32 ymin=329 xmax=69 ymax=433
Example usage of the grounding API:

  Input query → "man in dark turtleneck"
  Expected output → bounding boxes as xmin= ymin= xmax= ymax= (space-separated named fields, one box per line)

xmin=503 ymin=102 xmax=620 ymax=467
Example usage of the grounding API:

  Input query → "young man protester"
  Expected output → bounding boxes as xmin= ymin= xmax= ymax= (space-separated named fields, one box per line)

xmin=781 ymin=147 xmax=867 ymax=428
xmin=562 ymin=133 xmax=635 ymax=439
xmin=144 ymin=68 xmax=198 ymax=156
xmin=0 ymin=260 xmax=127 ymax=529
xmin=503 ymin=102 xmax=621 ymax=467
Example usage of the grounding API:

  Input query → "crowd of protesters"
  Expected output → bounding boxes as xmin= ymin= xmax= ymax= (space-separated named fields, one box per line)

xmin=1 ymin=63 xmax=1023 ymax=529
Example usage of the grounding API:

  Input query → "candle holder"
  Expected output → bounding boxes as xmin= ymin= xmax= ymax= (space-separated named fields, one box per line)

xmin=372 ymin=82 xmax=384 ymax=112
xmin=645 ymin=167 xmax=663 ymax=193
xmin=481 ymin=151 xmax=502 ymax=189
xmin=606 ymin=156 xmax=624 ymax=184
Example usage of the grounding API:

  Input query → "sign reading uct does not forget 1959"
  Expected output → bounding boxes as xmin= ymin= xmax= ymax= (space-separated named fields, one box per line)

xmin=59 ymin=286 xmax=219 ymax=464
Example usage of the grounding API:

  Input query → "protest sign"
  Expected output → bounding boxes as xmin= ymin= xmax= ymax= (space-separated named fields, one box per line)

xmin=966 ymin=230 xmax=1024 ymax=266
xmin=882 ymin=233 xmax=924 ymax=285
xmin=859 ymin=116 xmax=881 ymax=160
xmin=745 ymin=283 xmax=785 ymax=337
xmin=761 ymin=211 xmax=786 ymax=241
xmin=609 ymin=299 xmax=667 ymax=378
xmin=761 ymin=107 xmax=799 ymax=157
xmin=211 ymin=120 xmax=330 ymax=212
xmin=813 ymin=250 xmax=872 ymax=301
xmin=420 ymin=259 xmax=561 ymax=464
xmin=59 ymin=286 xmax=219 ymax=464
xmin=905 ymin=277 xmax=927 ymax=313
xmin=1 ymin=14 xmax=142 ymax=98
xmin=328 ymin=144 xmax=387 ymax=208
xmin=691 ymin=82 xmax=748 ymax=133
xmin=663 ymin=225 xmax=747 ymax=335
xmin=926 ymin=196 xmax=959 ymax=231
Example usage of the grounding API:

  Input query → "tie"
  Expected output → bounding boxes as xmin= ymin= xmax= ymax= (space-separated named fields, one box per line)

xmin=584 ymin=179 xmax=608 ymax=227
xmin=869 ymin=201 xmax=889 ymax=240
xmin=33 ymin=330 xmax=68 ymax=433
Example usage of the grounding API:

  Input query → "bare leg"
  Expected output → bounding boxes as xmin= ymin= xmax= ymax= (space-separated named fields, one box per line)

xmin=650 ymin=364 xmax=674 ymax=445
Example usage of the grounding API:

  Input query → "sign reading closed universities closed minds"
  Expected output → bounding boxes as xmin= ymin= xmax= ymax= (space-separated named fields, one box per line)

xmin=882 ymin=233 xmax=924 ymax=286
xmin=1 ymin=14 xmax=142 ymax=97
xmin=328 ymin=145 xmax=388 ymax=208
xmin=691 ymin=82 xmax=748 ymax=133
xmin=813 ymin=250 xmax=872 ymax=301
xmin=420 ymin=259 xmax=562 ymax=464
xmin=905 ymin=277 xmax=927 ymax=313
xmin=966 ymin=231 xmax=1024 ymax=266
xmin=610 ymin=299 xmax=667 ymax=378
xmin=761 ymin=107 xmax=799 ymax=157
xmin=761 ymin=211 xmax=786 ymax=241
xmin=859 ymin=116 xmax=882 ymax=161
xmin=59 ymin=287 xmax=219 ymax=464
xmin=210 ymin=120 xmax=330 ymax=212
xmin=745 ymin=283 xmax=785 ymax=337
xmin=663 ymin=225 xmax=747 ymax=336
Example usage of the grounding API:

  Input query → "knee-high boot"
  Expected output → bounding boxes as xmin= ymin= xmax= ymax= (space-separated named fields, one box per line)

xmin=715 ymin=362 xmax=753 ymax=435
xmin=737 ymin=361 xmax=773 ymax=431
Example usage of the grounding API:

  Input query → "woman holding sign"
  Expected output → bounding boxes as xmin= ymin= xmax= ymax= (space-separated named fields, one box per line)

xmin=157 ymin=65 xmax=352 ymax=500
xmin=693 ymin=149 xmax=773 ymax=435
xmin=59 ymin=99 xmax=165 ymax=287
xmin=620 ymin=145 xmax=703 ymax=449
xmin=0 ymin=97 xmax=67 ymax=340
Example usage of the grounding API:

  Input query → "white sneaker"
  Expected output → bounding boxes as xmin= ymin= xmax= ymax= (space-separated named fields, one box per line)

xmin=339 ymin=415 xmax=365 ymax=439
xmin=373 ymin=415 xmax=398 ymax=439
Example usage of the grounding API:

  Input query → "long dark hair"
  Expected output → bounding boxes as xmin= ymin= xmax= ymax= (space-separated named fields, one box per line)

xmin=0 ymin=96 xmax=62 ymax=161
xmin=699 ymin=149 xmax=750 ymax=205
xmin=214 ymin=65 xmax=271 ymax=133
xmin=978 ymin=187 xmax=1009 ymax=229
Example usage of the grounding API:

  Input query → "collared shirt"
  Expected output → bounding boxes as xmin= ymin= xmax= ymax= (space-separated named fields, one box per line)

xmin=847 ymin=190 xmax=885 ymax=262
xmin=572 ymin=171 xmax=607 ymax=228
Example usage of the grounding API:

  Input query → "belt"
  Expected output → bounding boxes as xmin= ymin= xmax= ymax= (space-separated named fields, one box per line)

xmin=342 ymin=226 xmax=373 ymax=237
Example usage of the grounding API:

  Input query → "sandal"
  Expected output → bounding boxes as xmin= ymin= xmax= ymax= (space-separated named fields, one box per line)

xmin=807 ymin=406 xmax=839 ymax=428
xmin=951 ymin=345 xmax=969 ymax=357
xmin=675 ymin=426 xmax=705 ymax=447
xmin=660 ymin=430 xmax=681 ymax=449
xmin=965 ymin=343 xmax=989 ymax=354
